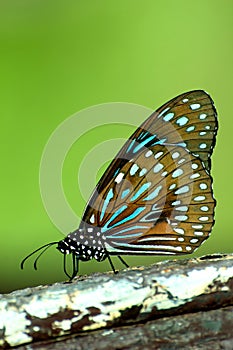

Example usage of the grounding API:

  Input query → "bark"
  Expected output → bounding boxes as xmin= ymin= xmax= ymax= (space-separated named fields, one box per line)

xmin=0 ymin=253 xmax=233 ymax=349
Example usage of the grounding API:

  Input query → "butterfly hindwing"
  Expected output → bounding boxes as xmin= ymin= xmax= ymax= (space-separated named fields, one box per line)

xmin=93 ymin=144 xmax=215 ymax=255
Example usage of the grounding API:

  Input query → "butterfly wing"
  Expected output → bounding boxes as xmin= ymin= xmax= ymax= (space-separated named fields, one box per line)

xmin=79 ymin=90 xmax=217 ymax=255
xmin=100 ymin=145 xmax=215 ymax=255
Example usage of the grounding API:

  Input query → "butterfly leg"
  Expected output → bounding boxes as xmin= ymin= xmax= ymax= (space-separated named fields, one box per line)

xmin=117 ymin=256 xmax=129 ymax=268
xmin=70 ymin=253 xmax=79 ymax=281
xmin=63 ymin=254 xmax=71 ymax=279
xmin=107 ymin=255 xmax=117 ymax=274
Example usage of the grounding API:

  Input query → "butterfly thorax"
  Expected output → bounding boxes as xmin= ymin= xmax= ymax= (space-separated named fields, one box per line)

xmin=57 ymin=228 xmax=107 ymax=262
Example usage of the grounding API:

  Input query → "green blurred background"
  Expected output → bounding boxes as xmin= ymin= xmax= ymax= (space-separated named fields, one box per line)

xmin=1 ymin=0 xmax=232 ymax=293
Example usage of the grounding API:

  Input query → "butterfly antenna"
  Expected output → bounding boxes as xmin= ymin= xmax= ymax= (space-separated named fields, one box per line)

xmin=33 ymin=243 xmax=57 ymax=270
xmin=20 ymin=242 xmax=58 ymax=270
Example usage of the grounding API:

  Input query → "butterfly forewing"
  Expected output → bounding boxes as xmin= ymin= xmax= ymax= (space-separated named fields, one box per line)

xmin=136 ymin=90 xmax=217 ymax=172
xmin=78 ymin=90 xmax=217 ymax=256
xmin=82 ymin=90 xmax=216 ymax=218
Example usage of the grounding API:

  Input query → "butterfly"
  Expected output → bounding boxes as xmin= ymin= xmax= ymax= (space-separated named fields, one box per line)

xmin=21 ymin=90 xmax=218 ymax=280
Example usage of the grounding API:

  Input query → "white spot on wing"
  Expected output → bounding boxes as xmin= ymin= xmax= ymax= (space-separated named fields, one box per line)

xmin=190 ymin=103 xmax=201 ymax=110
xmin=139 ymin=168 xmax=147 ymax=176
xmin=174 ymin=228 xmax=184 ymax=234
xmin=154 ymin=151 xmax=164 ymax=159
xmin=199 ymin=216 xmax=209 ymax=222
xmin=186 ymin=125 xmax=195 ymax=132
xmin=200 ymin=183 xmax=207 ymax=190
xmin=145 ymin=150 xmax=153 ymax=158
xmin=130 ymin=164 xmax=139 ymax=176
xmin=169 ymin=183 xmax=176 ymax=190
xmin=176 ymin=206 xmax=188 ymax=212
xmin=192 ymin=163 xmax=198 ymax=169
xmin=199 ymin=113 xmax=207 ymax=120
xmin=194 ymin=231 xmax=204 ymax=236
xmin=175 ymin=215 xmax=188 ymax=221
xmin=90 ymin=214 xmax=95 ymax=223
xmin=175 ymin=185 xmax=189 ymax=195
xmin=178 ymin=158 xmax=186 ymax=164
xmin=163 ymin=112 xmax=175 ymax=122
xmin=190 ymin=173 xmax=200 ymax=179
xmin=172 ymin=168 xmax=183 ymax=178
xmin=192 ymin=224 xmax=203 ymax=229
xmin=200 ymin=206 xmax=209 ymax=212
xmin=172 ymin=200 xmax=181 ymax=206
xmin=115 ymin=172 xmax=124 ymax=184
xmin=153 ymin=163 xmax=164 ymax=173
xmin=194 ymin=195 xmax=206 ymax=201
xmin=190 ymin=238 xmax=199 ymax=244
xmin=176 ymin=116 xmax=189 ymax=126
xmin=199 ymin=143 xmax=207 ymax=149
xmin=172 ymin=152 xmax=180 ymax=159
xmin=158 ymin=106 xmax=170 ymax=117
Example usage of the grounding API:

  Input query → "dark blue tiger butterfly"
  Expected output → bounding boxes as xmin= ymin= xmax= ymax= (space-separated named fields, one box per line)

xmin=21 ymin=90 xmax=218 ymax=280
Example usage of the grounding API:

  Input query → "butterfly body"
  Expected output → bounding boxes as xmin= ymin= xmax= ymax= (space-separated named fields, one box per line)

xmin=21 ymin=90 xmax=218 ymax=280
xmin=57 ymin=230 xmax=107 ymax=262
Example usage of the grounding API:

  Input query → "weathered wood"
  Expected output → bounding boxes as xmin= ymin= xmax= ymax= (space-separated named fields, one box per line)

xmin=0 ymin=254 xmax=233 ymax=349
xmin=17 ymin=306 xmax=233 ymax=350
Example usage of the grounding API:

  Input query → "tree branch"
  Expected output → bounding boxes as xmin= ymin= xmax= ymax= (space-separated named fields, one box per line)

xmin=0 ymin=253 xmax=233 ymax=349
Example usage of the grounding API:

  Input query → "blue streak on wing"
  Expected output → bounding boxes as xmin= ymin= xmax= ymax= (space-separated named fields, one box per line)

xmin=137 ymin=130 xmax=150 ymax=140
xmin=114 ymin=168 xmax=120 ymax=176
xmin=130 ymin=182 xmax=151 ymax=201
xmin=176 ymin=142 xmax=186 ymax=147
xmin=101 ymin=205 xmax=128 ymax=233
xmin=108 ymin=233 xmax=144 ymax=239
xmin=132 ymin=135 xmax=155 ymax=153
xmin=143 ymin=185 xmax=163 ymax=201
xmin=100 ymin=188 xmax=114 ymax=221
xmin=126 ymin=139 xmax=135 ymax=153
xmin=102 ymin=206 xmax=146 ymax=233
xmin=121 ymin=188 xmax=130 ymax=199
xmin=127 ymin=130 xmax=153 ymax=153
xmin=151 ymin=138 xmax=167 ymax=146
xmin=107 ymin=225 xmax=149 ymax=238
